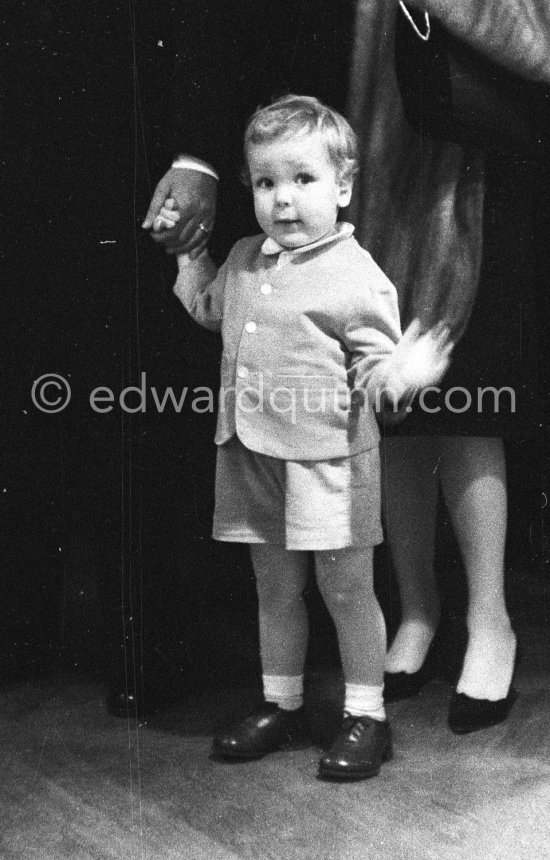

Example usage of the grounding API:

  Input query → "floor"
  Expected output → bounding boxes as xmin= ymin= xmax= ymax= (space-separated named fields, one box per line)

xmin=1 ymin=623 xmax=549 ymax=860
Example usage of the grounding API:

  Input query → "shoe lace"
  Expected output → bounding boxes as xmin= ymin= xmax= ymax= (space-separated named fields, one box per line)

xmin=342 ymin=714 xmax=369 ymax=742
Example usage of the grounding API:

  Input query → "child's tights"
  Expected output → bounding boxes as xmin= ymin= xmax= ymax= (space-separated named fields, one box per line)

xmin=250 ymin=545 xmax=387 ymax=719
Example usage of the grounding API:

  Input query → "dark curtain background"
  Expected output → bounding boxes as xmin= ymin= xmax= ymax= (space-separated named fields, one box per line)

xmin=1 ymin=0 xmax=548 ymax=695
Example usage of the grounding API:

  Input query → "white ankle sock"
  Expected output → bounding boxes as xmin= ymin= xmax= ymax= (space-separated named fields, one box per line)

xmin=385 ymin=620 xmax=437 ymax=674
xmin=456 ymin=627 xmax=517 ymax=701
xmin=344 ymin=683 xmax=386 ymax=721
xmin=263 ymin=674 xmax=304 ymax=711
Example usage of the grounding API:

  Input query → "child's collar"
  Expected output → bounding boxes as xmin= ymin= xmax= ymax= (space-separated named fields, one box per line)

xmin=261 ymin=222 xmax=354 ymax=257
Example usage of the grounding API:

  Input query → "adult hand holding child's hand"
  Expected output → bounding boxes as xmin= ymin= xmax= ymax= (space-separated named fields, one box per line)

xmin=142 ymin=166 xmax=217 ymax=256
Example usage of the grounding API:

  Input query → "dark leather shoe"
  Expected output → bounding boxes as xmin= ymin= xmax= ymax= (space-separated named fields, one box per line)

xmin=106 ymin=686 xmax=144 ymax=719
xmin=212 ymin=703 xmax=310 ymax=759
xmin=448 ymin=688 xmax=517 ymax=734
xmin=318 ymin=715 xmax=392 ymax=780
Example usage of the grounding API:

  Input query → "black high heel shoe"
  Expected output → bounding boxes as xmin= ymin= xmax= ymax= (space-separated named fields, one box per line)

xmin=448 ymin=646 xmax=520 ymax=734
xmin=384 ymin=623 xmax=452 ymax=702
xmin=383 ymin=661 xmax=434 ymax=702
xmin=384 ymin=619 xmax=469 ymax=702
xmin=447 ymin=688 xmax=517 ymax=734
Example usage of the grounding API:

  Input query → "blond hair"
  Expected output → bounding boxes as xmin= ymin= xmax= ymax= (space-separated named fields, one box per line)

xmin=243 ymin=94 xmax=358 ymax=184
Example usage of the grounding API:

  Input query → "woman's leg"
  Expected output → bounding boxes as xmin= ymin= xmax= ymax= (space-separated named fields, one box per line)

xmin=440 ymin=437 xmax=516 ymax=700
xmin=382 ymin=437 xmax=441 ymax=674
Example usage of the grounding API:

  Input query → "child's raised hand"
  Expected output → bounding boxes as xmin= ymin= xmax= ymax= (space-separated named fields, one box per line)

xmin=152 ymin=198 xmax=181 ymax=232
xmin=391 ymin=319 xmax=454 ymax=392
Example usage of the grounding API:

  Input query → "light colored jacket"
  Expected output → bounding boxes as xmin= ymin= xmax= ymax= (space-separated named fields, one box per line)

xmin=174 ymin=226 xmax=402 ymax=460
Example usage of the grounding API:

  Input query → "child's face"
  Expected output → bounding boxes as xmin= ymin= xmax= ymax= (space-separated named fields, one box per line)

xmin=247 ymin=131 xmax=352 ymax=249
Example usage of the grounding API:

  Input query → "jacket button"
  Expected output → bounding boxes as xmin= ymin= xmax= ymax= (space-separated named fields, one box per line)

xmin=237 ymin=366 xmax=248 ymax=379
xmin=260 ymin=283 xmax=272 ymax=295
xmin=244 ymin=321 xmax=257 ymax=333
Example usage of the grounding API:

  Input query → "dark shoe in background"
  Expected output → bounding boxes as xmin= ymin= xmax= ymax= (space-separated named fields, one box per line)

xmin=105 ymin=638 xmax=188 ymax=719
xmin=384 ymin=616 xmax=468 ymax=702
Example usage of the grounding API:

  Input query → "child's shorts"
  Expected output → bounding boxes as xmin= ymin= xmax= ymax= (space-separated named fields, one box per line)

xmin=212 ymin=436 xmax=383 ymax=550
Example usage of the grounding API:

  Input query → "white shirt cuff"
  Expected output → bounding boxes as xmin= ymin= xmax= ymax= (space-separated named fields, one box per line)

xmin=171 ymin=156 xmax=219 ymax=181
